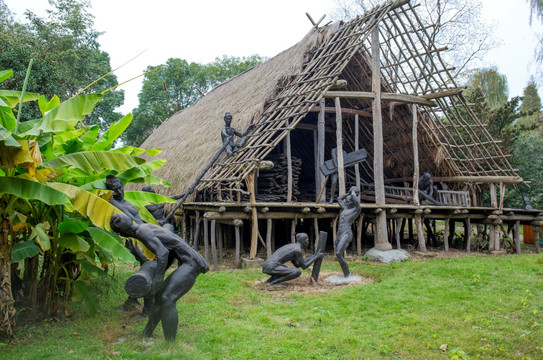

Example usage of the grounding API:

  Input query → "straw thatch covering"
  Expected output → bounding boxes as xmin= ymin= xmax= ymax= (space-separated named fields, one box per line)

xmin=141 ymin=0 xmax=519 ymax=201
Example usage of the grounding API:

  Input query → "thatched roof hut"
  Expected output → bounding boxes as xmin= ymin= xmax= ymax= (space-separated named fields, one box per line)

xmin=143 ymin=0 xmax=519 ymax=205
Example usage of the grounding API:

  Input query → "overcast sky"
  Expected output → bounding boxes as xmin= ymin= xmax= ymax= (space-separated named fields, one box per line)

xmin=5 ymin=0 xmax=543 ymax=114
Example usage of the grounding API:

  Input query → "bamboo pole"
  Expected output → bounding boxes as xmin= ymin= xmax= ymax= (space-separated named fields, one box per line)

xmin=335 ymin=96 xmax=346 ymax=196
xmin=371 ymin=25 xmax=391 ymax=250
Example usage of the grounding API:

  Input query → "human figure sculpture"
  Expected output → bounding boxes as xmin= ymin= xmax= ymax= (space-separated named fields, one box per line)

xmin=418 ymin=172 xmax=440 ymax=205
xmin=110 ymin=213 xmax=209 ymax=341
xmin=221 ymin=112 xmax=255 ymax=156
xmin=262 ymin=233 xmax=324 ymax=286
xmin=336 ymin=186 xmax=361 ymax=278
xmin=106 ymin=174 xmax=144 ymax=224
xmin=142 ymin=185 xmax=185 ymax=232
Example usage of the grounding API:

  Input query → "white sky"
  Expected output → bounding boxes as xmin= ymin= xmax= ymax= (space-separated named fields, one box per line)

xmin=5 ymin=0 xmax=543 ymax=113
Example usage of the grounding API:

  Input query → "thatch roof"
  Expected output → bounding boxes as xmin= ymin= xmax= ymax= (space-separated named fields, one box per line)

xmin=141 ymin=0 xmax=518 ymax=199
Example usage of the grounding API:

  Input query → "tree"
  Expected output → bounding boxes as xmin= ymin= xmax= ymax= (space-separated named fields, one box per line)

xmin=123 ymin=55 xmax=264 ymax=146
xmin=0 ymin=0 xmax=124 ymax=127
xmin=331 ymin=0 xmax=496 ymax=78
xmin=465 ymin=67 xmax=509 ymax=109
xmin=520 ymin=79 xmax=541 ymax=113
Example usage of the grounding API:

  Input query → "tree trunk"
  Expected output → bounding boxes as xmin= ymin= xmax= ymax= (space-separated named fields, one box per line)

xmin=0 ymin=217 xmax=16 ymax=338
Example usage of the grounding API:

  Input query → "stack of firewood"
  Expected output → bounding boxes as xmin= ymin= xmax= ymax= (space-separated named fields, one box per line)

xmin=256 ymin=154 xmax=301 ymax=201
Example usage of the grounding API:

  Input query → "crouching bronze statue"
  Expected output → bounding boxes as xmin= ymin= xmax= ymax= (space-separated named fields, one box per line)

xmin=262 ymin=233 xmax=324 ymax=286
xmin=111 ymin=213 xmax=209 ymax=341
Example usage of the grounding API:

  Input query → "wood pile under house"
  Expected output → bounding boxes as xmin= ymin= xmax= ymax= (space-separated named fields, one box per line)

xmin=141 ymin=0 xmax=542 ymax=269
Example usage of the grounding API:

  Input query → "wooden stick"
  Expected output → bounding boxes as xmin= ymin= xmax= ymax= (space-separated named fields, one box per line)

xmin=193 ymin=211 xmax=201 ymax=251
xmin=203 ymin=218 xmax=209 ymax=263
xmin=210 ymin=219 xmax=218 ymax=271
xmin=465 ymin=217 xmax=471 ymax=253
xmin=443 ymin=218 xmax=450 ymax=252
xmin=286 ymin=123 xmax=293 ymax=203
xmin=356 ymin=215 xmax=364 ymax=256
xmin=335 ymin=96 xmax=346 ymax=196
xmin=235 ymin=226 xmax=241 ymax=268
xmin=415 ymin=214 xmax=426 ymax=252
xmin=372 ymin=25 xmax=390 ymax=250
xmin=318 ymin=98 xmax=326 ymax=203
xmin=266 ymin=218 xmax=272 ymax=259
xmin=513 ymin=221 xmax=521 ymax=254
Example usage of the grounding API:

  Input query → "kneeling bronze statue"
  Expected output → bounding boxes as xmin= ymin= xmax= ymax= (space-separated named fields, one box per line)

xmin=262 ymin=233 xmax=324 ymax=286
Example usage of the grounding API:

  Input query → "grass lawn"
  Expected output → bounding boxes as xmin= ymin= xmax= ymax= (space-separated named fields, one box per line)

xmin=2 ymin=252 xmax=542 ymax=359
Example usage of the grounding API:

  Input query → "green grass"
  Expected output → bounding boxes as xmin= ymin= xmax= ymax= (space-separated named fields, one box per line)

xmin=2 ymin=254 xmax=543 ymax=359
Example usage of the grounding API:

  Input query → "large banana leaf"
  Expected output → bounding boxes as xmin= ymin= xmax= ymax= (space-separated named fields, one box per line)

xmin=0 ymin=124 xmax=20 ymax=148
xmin=0 ymin=177 xmax=72 ymax=208
xmin=43 ymin=151 xmax=145 ymax=173
xmin=47 ymin=182 xmax=122 ymax=231
xmin=124 ymin=190 xmax=177 ymax=208
xmin=37 ymin=95 xmax=60 ymax=116
xmin=86 ymin=226 xmax=135 ymax=263
xmin=112 ymin=146 xmax=162 ymax=157
xmin=11 ymin=240 xmax=41 ymax=263
xmin=0 ymin=69 xmax=13 ymax=83
xmin=0 ymin=90 xmax=40 ymax=109
xmin=91 ymin=113 xmax=132 ymax=151
xmin=116 ymin=159 xmax=167 ymax=183
xmin=26 ymin=94 xmax=103 ymax=135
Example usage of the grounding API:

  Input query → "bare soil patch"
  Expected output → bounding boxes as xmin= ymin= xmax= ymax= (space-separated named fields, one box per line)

xmin=253 ymin=271 xmax=373 ymax=296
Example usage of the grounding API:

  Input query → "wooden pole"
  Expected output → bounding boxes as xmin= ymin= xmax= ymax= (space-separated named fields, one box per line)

xmin=286 ymin=124 xmax=293 ymax=203
xmin=513 ymin=221 xmax=521 ymax=254
xmin=465 ymin=217 xmax=471 ymax=253
xmin=371 ymin=25 xmax=391 ymax=250
xmin=314 ymin=130 xmax=319 ymax=202
xmin=203 ymin=218 xmax=209 ymax=263
xmin=235 ymin=225 xmax=241 ymax=268
xmin=415 ymin=214 xmax=426 ymax=251
xmin=499 ymin=182 xmax=505 ymax=210
xmin=335 ymin=96 xmax=346 ymax=196
xmin=443 ymin=218 xmax=450 ymax=252
xmin=218 ymin=223 xmax=224 ymax=259
xmin=193 ymin=211 xmax=201 ymax=250
xmin=356 ymin=215 xmax=364 ymax=256
xmin=248 ymin=172 xmax=259 ymax=258
xmin=291 ymin=217 xmax=298 ymax=243
xmin=313 ymin=218 xmax=320 ymax=251
xmin=489 ymin=183 xmax=498 ymax=251
xmin=318 ymin=98 xmax=326 ymax=203
xmin=210 ymin=220 xmax=218 ymax=271
xmin=395 ymin=218 xmax=401 ymax=249
xmin=412 ymin=104 xmax=420 ymax=207
xmin=354 ymin=114 xmax=361 ymax=191
xmin=266 ymin=218 xmax=272 ymax=259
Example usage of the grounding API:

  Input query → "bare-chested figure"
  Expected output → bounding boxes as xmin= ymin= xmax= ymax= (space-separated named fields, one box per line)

xmin=335 ymin=186 xmax=361 ymax=278
xmin=262 ymin=233 xmax=324 ymax=286
xmin=110 ymin=213 xmax=209 ymax=341
xmin=221 ymin=112 xmax=254 ymax=156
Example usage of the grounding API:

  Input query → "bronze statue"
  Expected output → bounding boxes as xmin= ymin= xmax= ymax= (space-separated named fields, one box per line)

xmin=111 ymin=213 xmax=209 ymax=341
xmin=262 ymin=233 xmax=324 ymax=286
xmin=418 ymin=172 xmax=441 ymax=205
xmin=335 ymin=186 xmax=361 ymax=278
xmin=106 ymin=174 xmax=144 ymax=224
xmin=221 ymin=112 xmax=254 ymax=156
xmin=142 ymin=185 xmax=185 ymax=232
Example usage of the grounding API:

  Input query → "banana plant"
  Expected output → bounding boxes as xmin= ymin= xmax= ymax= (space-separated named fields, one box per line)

xmin=0 ymin=66 xmax=172 ymax=334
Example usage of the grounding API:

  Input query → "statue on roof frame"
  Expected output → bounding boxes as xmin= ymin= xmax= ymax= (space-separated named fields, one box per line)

xmin=221 ymin=112 xmax=255 ymax=156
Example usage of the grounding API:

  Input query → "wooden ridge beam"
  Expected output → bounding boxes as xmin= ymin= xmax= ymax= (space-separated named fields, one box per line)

xmin=324 ymin=91 xmax=437 ymax=107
